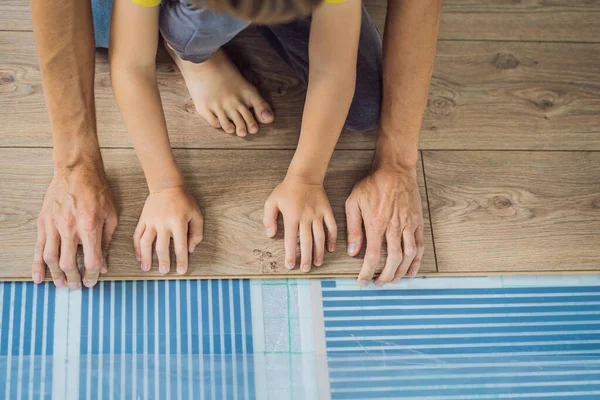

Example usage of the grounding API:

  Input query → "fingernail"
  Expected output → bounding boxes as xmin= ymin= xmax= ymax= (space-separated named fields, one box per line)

xmin=177 ymin=266 xmax=186 ymax=275
xmin=392 ymin=277 xmax=401 ymax=284
xmin=286 ymin=262 xmax=295 ymax=270
xmin=239 ymin=130 xmax=246 ymax=136
xmin=375 ymin=282 xmax=384 ymax=288
xmin=328 ymin=244 xmax=335 ymax=253
xmin=302 ymin=265 xmax=310 ymax=272
xmin=262 ymin=111 xmax=272 ymax=120
xmin=159 ymin=265 xmax=168 ymax=274
xmin=135 ymin=253 xmax=141 ymax=262
xmin=55 ymin=278 xmax=65 ymax=288
xmin=141 ymin=263 xmax=149 ymax=271
xmin=358 ymin=279 xmax=369 ymax=287
xmin=348 ymin=243 xmax=357 ymax=255
xmin=190 ymin=244 xmax=196 ymax=253
xmin=266 ymin=228 xmax=274 ymax=237
xmin=69 ymin=281 xmax=80 ymax=290
xmin=314 ymin=258 xmax=322 ymax=266
xmin=33 ymin=273 xmax=42 ymax=284
xmin=84 ymin=279 xmax=96 ymax=287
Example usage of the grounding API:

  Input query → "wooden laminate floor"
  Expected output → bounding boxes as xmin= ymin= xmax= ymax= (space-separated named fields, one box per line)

xmin=0 ymin=0 xmax=599 ymax=280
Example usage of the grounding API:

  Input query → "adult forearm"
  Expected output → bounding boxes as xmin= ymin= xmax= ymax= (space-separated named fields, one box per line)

xmin=30 ymin=0 xmax=100 ymax=169
xmin=376 ymin=0 xmax=442 ymax=169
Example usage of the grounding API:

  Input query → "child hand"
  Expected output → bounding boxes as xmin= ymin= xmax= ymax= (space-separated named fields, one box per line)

xmin=133 ymin=186 xmax=204 ymax=275
xmin=263 ymin=177 xmax=337 ymax=272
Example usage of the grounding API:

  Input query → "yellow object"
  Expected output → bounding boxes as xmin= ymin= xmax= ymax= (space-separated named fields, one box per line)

xmin=131 ymin=0 xmax=161 ymax=7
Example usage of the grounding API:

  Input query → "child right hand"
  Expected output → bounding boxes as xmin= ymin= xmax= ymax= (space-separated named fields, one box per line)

xmin=133 ymin=186 xmax=204 ymax=275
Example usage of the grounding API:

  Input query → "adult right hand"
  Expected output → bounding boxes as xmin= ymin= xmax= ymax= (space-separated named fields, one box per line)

xmin=32 ymin=161 xmax=118 ymax=289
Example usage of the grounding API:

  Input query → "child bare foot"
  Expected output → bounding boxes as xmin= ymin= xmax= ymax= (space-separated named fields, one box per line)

xmin=167 ymin=44 xmax=274 ymax=137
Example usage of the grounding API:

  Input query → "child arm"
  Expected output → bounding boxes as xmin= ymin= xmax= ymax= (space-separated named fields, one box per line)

xmin=288 ymin=0 xmax=362 ymax=183
xmin=110 ymin=0 xmax=203 ymax=274
xmin=263 ymin=0 xmax=361 ymax=271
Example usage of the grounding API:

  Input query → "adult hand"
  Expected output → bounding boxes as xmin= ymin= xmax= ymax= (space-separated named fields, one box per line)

xmin=345 ymin=165 xmax=425 ymax=286
xmin=133 ymin=185 xmax=204 ymax=275
xmin=32 ymin=162 xmax=118 ymax=289
xmin=264 ymin=176 xmax=337 ymax=272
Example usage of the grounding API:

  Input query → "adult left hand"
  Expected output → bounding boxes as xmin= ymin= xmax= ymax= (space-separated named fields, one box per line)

xmin=345 ymin=165 xmax=425 ymax=286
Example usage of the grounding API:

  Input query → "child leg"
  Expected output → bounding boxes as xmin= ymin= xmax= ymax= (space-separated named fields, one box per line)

xmin=160 ymin=3 xmax=274 ymax=137
xmin=256 ymin=5 xmax=383 ymax=132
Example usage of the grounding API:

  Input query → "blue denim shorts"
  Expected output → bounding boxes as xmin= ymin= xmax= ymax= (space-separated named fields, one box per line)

xmin=92 ymin=0 xmax=249 ymax=63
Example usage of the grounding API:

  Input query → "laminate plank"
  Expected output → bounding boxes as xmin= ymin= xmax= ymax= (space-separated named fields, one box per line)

xmin=4 ymin=0 xmax=599 ymax=42
xmin=0 ymin=148 xmax=436 ymax=280
xmin=424 ymin=151 xmax=600 ymax=273
xmin=2 ymin=32 xmax=599 ymax=150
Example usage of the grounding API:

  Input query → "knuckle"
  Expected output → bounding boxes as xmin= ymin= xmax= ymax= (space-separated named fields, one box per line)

xmin=81 ymin=213 xmax=99 ymax=232
xmin=368 ymin=216 xmax=385 ymax=231
xmin=43 ymin=251 xmax=59 ymax=264
xmin=59 ymin=261 xmax=76 ymax=273
xmin=389 ymin=217 xmax=401 ymax=230
xmin=62 ymin=214 xmax=76 ymax=230
xmin=365 ymin=251 xmax=380 ymax=263
xmin=139 ymin=237 xmax=151 ymax=247
xmin=86 ymin=261 xmax=102 ymax=273
xmin=404 ymin=245 xmax=417 ymax=258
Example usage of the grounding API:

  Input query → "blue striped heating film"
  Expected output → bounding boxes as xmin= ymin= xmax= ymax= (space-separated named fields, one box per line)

xmin=321 ymin=281 xmax=600 ymax=400
xmin=79 ymin=280 xmax=255 ymax=400
xmin=0 ymin=282 xmax=56 ymax=399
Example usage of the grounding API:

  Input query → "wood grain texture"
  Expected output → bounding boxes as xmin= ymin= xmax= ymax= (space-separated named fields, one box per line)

xmin=424 ymin=151 xmax=600 ymax=273
xmin=0 ymin=148 xmax=436 ymax=280
xmin=2 ymin=32 xmax=599 ymax=150
xmin=4 ymin=0 xmax=600 ymax=42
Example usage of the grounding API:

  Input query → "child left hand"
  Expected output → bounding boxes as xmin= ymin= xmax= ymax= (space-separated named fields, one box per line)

xmin=263 ymin=176 xmax=337 ymax=272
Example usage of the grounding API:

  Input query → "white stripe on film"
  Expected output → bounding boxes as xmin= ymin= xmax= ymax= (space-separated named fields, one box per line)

xmin=28 ymin=284 xmax=38 ymax=400
xmin=326 ymin=339 xmax=600 ymax=352
xmin=165 ymin=281 xmax=171 ymax=400
xmin=133 ymin=282 xmax=139 ymax=398
xmin=322 ymin=301 xmax=600 ymax=311
xmin=219 ymin=280 xmax=226 ymax=399
xmin=324 ymin=320 xmax=600 ymax=331
xmin=4 ymin=282 xmax=15 ymax=400
xmin=228 ymin=280 xmax=238 ymax=400
xmin=40 ymin=284 xmax=49 ymax=398
xmin=329 ymin=380 xmax=600 ymax=394
xmin=176 ymin=280 xmax=182 ymax=400
xmin=66 ymin=287 xmax=82 ymax=400
xmin=323 ymin=311 xmax=600 ymax=321
xmin=142 ymin=280 xmax=150 ymax=399
xmin=109 ymin=281 xmax=115 ymax=400
xmin=249 ymin=281 xmax=266 ymax=400
xmin=48 ymin=288 xmax=71 ymax=399
xmin=197 ymin=280 xmax=205 ymax=400
xmin=154 ymin=281 xmax=160 ymax=399
xmin=120 ymin=282 xmax=126 ymax=399
xmin=98 ymin=282 xmax=105 ymax=400
xmin=86 ymin=286 xmax=93 ymax=400
xmin=240 ymin=281 xmax=250 ymax=400
xmin=186 ymin=280 xmax=193 ymax=399
xmin=327 ymin=355 xmax=600 ymax=370
xmin=319 ymin=292 xmax=600 ymax=301
xmin=325 ymin=330 xmax=600 ymax=342
xmin=16 ymin=281 xmax=27 ymax=400
xmin=329 ymin=369 xmax=600 ymax=383
xmin=208 ymin=280 xmax=215 ymax=400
